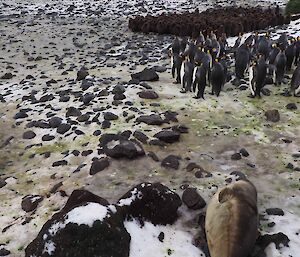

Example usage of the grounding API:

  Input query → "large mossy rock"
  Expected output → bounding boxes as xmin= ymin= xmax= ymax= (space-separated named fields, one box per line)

xmin=117 ymin=182 xmax=182 ymax=225
xmin=25 ymin=190 xmax=130 ymax=257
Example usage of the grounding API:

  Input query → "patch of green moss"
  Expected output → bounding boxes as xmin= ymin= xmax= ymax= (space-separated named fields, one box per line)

xmin=33 ymin=142 xmax=68 ymax=154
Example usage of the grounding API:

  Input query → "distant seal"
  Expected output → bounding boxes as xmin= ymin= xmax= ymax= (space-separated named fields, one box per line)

xmin=205 ymin=180 xmax=258 ymax=257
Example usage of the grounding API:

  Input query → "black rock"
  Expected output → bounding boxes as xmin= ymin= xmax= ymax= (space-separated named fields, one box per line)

xmin=182 ymin=188 xmax=206 ymax=210
xmin=231 ymin=153 xmax=242 ymax=160
xmin=42 ymin=134 xmax=55 ymax=141
xmin=81 ymin=79 xmax=93 ymax=91
xmin=265 ymin=110 xmax=280 ymax=122
xmin=138 ymin=90 xmax=159 ymax=99
xmin=133 ymin=130 xmax=148 ymax=144
xmin=82 ymin=93 xmax=95 ymax=105
xmin=158 ymin=232 xmax=165 ymax=242
xmin=131 ymin=68 xmax=159 ymax=82
xmin=154 ymin=130 xmax=180 ymax=143
xmin=57 ymin=123 xmax=71 ymax=134
xmin=102 ymin=120 xmax=111 ymax=129
xmin=52 ymin=160 xmax=68 ymax=167
xmin=66 ymin=107 xmax=82 ymax=117
xmin=49 ymin=117 xmax=62 ymax=128
xmin=113 ymin=93 xmax=126 ymax=100
xmin=77 ymin=114 xmax=90 ymax=122
xmin=1 ymin=73 xmax=13 ymax=79
xmin=148 ymin=151 xmax=159 ymax=162
xmin=23 ymin=131 xmax=36 ymax=139
xmin=76 ymin=68 xmax=89 ymax=81
xmin=172 ymin=125 xmax=189 ymax=133
xmin=0 ymin=248 xmax=10 ymax=256
xmin=90 ymin=158 xmax=110 ymax=175
xmin=255 ymin=232 xmax=289 ymax=251
xmin=104 ymin=139 xmax=145 ymax=159
xmin=21 ymin=195 xmax=44 ymax=212
xmin=266 ymin=208 xmax=284 ymax=216
xmin=136 ymin=114 xmax=165 ymax=125
xmin=0 ymin=179 xmax=7 ymax=188
xmin=154 ymin=66 xmax=167 ymax=73
xmin=112 ymin=84 xmax=125 ymax=94
xmin=59 ymin=95 xmax=70 ymax=102
xmin=117 ymin=182 xmax=182 ymax=225
xmin=14 ymin=111 xmax=28 ymax=119
xmin=25 ymin=190 xmax=129 ymax=257
xmin=240 ymin=148 xmax=249 ymax=157
xmin=161 ymin=155 xmax=180 ymax=170
xmin=230 ymin=171 xmax=247 ymax=181
xmin=93 ymin=130 xmax=101 ymax=136
xmin=104 ymin=112 xmax=119 ymax=121
xmin=286 ymin=103 xmax=297 ymax=110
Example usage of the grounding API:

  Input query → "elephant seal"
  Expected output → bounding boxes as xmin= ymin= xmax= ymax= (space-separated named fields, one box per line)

xmin=205 ymin=180 xmax=258 ymax=257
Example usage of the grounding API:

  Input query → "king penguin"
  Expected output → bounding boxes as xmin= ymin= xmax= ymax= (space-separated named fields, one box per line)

xmin=210 ymin=58 xmax=225 ymax=97
xmin=275 ymin=49 xmax=287 ymax=85
xmin=285 ymin=39 xmax=295 ymax=72
xmin=291 ymin=63 xmax=300 ymax=96
xmin=235 ymin=44 xmax=250 ymax=79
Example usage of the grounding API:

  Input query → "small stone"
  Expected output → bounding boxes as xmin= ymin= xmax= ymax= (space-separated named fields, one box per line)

xmin=52 ymin=160 xmax=68 ymax=167
xmin=161 ymin=155 xmax=180 ymax=170
xmin=1 ymin=73 xmax=13 ymax=79
xmin=90 ymin=158 xmax=110 ymax=175
xmin=138 ymin=90 xmax=159 ymax=99
xmin=231 ymin=153 xmax=242 ymax=160
xmin=76 ymin=68 xmax=89 ymax=81
xmin=266 ymin=208 xmax=284 ymax=216
xmin=23 ymin=131 xmax=36 ymax=139
xmin=148 ymin=151 xmax=159 ymax=162
xmin=239 ymin=148 xmax=249 ymax=157
xmin=57 ymin=123 xmax=71 ymax=134
xmin=286 ymin=103 xmax=297 ymax=110
xmin=158 ymin=232 xmax=165 ymax=242
xmin=286 ymin=163 xmax=294 ymax=169
xmin=21 ymin=195 xmax=43 ymax=212
xmin=154 ymin=130 xmax=180 ymax=143
xmin=0 ymin=248 xmax=10 ymax=256
xmin=182 ymin=187 xmax=206 ymax=210
xmin=42 ymin=135 xmax=55 ymax=141
xmin=104 ymin=112 xmax=118 ymax=121
xmin=265 ymin=109 xmax=280 ymax=122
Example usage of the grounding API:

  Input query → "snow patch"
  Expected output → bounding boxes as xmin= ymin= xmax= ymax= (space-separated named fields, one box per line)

xmin=65 ymin=202 xmax=109 ymax=226
xmin=125 ymin=219 xmax=204 ymax=257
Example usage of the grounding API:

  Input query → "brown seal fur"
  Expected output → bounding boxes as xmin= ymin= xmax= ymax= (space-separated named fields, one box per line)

xmin=205 ymin=180 xmax=258 ymax=257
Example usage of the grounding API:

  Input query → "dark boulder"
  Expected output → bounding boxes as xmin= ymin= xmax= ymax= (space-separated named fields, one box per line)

xmin=23 ymin=131 xmax=36 ymax=139
xmin=154 ymin=130 xmax=180 ymax=143
xmin=25 ymin=190 xmax=130 ymax=257
xmin=138 ymin=90 xmax=159 ymax=99
xmin=90 ymin=158 xmax=110 ymax=175
xmin=265 ymin=110 xmax=280 ymax=122
xmin=161 ymin=155 xmax=181 ymax=170
xmin=131 ymin=68 xmax=159 ymax=82
xmin=117 ymin=182 xmax=182 ymax=225
xmin=136 ymin=114 xmax=165 ymax=125
xmin=182 ymin=188 xmax=206 ymax=210
xmin=21 ymin=195 xmax=44 ymax=212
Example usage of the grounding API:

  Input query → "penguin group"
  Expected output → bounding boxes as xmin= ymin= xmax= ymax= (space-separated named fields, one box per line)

xmin=169 ymin=31 xmax=229 ymax=99
xmin=169 ymin=31 xmax=300 ymax=99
